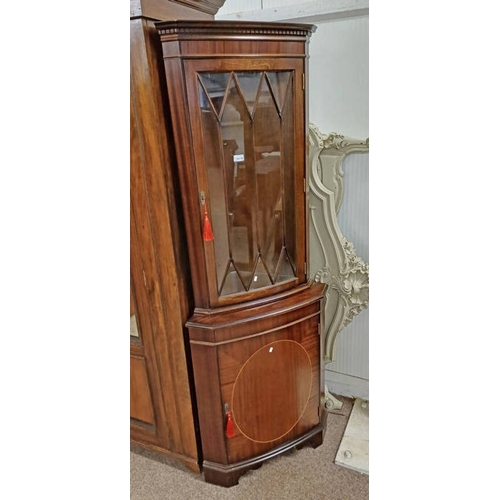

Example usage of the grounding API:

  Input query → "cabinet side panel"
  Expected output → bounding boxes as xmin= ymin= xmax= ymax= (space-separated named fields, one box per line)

xmin=190 ymin=342 xmax=228 ymax=465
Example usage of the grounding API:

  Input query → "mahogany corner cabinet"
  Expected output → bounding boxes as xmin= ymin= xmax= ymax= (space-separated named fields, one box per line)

xmin=155 ymin=20 xmax=325 ymax=487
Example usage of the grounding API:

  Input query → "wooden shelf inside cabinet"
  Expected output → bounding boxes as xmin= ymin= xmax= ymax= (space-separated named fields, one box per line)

xmin=155 ymin=20 xmax=323 ymax=487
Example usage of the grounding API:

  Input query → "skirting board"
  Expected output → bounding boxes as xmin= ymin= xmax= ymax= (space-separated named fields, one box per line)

xmin=325 ymin=370 xmax=369 ymax=400
xmin=335 ymin=398 xmax=369 ymax=474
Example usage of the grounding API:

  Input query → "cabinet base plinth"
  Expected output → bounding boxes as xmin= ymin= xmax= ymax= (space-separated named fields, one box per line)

xmin=202 ymin=418 xmax=326 ymax=487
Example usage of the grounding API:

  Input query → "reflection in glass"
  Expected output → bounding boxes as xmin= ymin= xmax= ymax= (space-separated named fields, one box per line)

xmin=234 ymin=72 xmax=262 ymax=116
xmin=199 ymin=70 xmax=296 ymax=297
xmin=254 ymin=76 xmax=283 ymax=280
xmin=199 ymin=73 xmax=230 ymax=116
xmin=198 ymin=79 xmax=230 ymax=290
xmin=266 ymin=72 xmax=291 ymax=114
xmin=221 ymin=76 xmax=257 ymax=290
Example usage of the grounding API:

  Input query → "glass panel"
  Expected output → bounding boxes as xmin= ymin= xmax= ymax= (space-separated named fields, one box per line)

xmin=281 ymin=73 xmax=297 ymax=274
xmin=198 ymin=79 xmax=231 ymax=291
xmin=199 ymin=70 xmax=297 ymax=298
xmin=220 ymin=261 xmax=246 ymax=296
xmin=254 ymin=76 xmax=283 ymax=281
xmin=199 ymin=73 xmax=230 ymax=116
xmin=275 ymin=248 xmax=295 ymax=283
xmin=221 ymin=75 xmax=257 ymax=291
xmin=249 ymin=257 xmax=273 ymax=290
xmin=266 ymin=71 xmax=292 ymax=114
xmin=234 ymin=72 xmax=262 ymax=117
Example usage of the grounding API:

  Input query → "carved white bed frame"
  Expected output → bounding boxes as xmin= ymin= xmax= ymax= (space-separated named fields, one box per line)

xmin=308 ymin=123 xmax=369 ymax=410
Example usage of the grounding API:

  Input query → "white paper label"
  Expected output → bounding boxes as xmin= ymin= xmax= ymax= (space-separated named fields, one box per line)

xmin=233 ymin=154 xmax=244 ymax=162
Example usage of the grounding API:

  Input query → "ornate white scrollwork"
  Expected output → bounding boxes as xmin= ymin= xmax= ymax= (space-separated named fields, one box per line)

xmin=308 ymin=123 xmax=369 ymax=363
xmin=309 ymin=123 xmax=369 ymax=213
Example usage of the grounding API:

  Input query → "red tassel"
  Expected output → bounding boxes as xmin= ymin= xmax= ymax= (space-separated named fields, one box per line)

xmin=225 ymin=411 xmax=235 ymax=439
xmin=203 ymin=206 xmax=214 ymax=242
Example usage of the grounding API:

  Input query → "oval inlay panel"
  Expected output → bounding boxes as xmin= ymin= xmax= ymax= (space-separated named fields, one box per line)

xmin=231 ymin=340 xmax=312 ymax=443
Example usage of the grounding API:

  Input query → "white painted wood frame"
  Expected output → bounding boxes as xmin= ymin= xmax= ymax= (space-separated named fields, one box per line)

xmin=308 ymin=123 xmax=369 ymax=364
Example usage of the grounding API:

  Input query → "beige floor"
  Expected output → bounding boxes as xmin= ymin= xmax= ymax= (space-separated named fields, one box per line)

xmin=131 ymin=396 xmax=369 ymax=500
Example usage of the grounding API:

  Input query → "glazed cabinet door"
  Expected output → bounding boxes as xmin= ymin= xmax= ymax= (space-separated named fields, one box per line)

xmin=184 ymin=59 xmax=307 ymax=308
